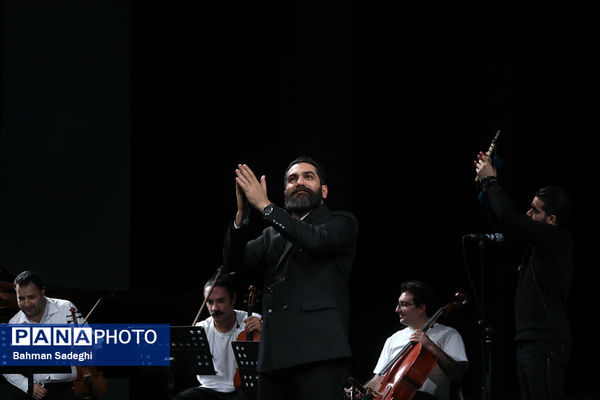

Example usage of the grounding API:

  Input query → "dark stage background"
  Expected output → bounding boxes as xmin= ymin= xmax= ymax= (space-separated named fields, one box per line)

xmin=1 ymin=1 xmax=599 ymax=399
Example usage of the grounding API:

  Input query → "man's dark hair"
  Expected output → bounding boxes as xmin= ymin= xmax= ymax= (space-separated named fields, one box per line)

xmin=535 ymin=186 xmax=572 ymax=225
xmin=400 ymin=280 xmax=436 ymax=314
xmin=14 ymin=270 xmax=45 ymax=290
xmin=204 ymin=271 xmax=236 ymax=300
xmin=284 ymin=156 xmax=328 ymax=187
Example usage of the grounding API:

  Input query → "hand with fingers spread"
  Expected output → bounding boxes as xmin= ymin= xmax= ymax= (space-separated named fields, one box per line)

xmin=234 ymin=164 xmax=271 ymax=226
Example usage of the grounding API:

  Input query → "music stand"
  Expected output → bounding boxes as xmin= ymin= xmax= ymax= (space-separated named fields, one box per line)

xmin=170 ymin=326 xmax=215 ymax=375
xmin=231 ymin=341 xmax=259 ymax=398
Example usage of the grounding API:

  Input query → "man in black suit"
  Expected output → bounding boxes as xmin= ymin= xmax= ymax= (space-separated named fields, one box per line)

xmin=475 ymin=152 xmax=573 ymax=400
xmin=223 ymin=156 xmax=359 ymax=400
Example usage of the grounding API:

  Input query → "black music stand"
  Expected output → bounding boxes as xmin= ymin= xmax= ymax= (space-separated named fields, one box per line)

xmin=169 ymin=326 xmax=216 ymax=376
xmin=231 ymin=341 xmax=259 ymax=399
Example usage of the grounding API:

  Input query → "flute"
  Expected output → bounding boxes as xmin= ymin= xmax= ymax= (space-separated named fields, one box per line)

xmin=475 ymin=130 xmax=501 ymax=182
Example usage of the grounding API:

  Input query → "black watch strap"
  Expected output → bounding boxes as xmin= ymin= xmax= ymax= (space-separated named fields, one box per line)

xmin=262 ymin=203 xmax=274 ymax=216
xmin=480 ymin=176 xmax=497 ymax=188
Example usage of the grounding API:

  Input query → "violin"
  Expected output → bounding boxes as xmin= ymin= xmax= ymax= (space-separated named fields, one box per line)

xmin=371 ymin=291 xmax=468 ymax=400
xmin=68 ymin=300 xmax=108 ymax=400
xmin=233 ymin=284 xmax=261 ymax=390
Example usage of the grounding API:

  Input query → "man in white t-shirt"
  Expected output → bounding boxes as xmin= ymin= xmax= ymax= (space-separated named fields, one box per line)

xmin=173 ymin=273 xmax=262 ymax=400
xmin=363 ymin=281 xmax=468 ymax=400
xmin=2 ymin=270 xmax=80 ymax=400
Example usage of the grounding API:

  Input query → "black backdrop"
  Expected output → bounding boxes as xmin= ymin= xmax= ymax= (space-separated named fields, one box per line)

xmin=2 ymin=1 xmax=599 ymax=399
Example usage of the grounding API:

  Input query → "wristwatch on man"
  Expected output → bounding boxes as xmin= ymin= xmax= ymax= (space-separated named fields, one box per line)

xmin=480 ymin=176 xmax=498 ymax=189
xmin=262 ymin=203 xmax=274 ymax=216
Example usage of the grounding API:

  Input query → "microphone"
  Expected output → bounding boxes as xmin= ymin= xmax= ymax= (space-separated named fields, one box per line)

xmin=465 ymin=233 xmax=504 ymax=242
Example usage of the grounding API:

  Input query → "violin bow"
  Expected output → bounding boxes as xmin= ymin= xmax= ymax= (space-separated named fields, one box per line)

xmin=192 ymin=266 xmax=224 ymax=326
xmin=83 ymin=297 xmax=104 ymax=324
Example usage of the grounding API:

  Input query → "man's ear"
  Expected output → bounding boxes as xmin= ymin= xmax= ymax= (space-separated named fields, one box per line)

xmin=321 ymin=184 xmax=328 ymax=200
xmin=546 ymin=214 xmax=557 ymax=226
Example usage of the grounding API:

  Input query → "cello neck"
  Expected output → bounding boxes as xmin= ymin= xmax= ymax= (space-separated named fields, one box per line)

xmin=420 ymin=292 xmax=467 ymax=332
xmin=419 ymin=306 xmax=445 ymax=333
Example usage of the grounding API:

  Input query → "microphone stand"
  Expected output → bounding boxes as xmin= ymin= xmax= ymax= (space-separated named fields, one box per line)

xmin=477 ymin=239 xmax=494 ymax=400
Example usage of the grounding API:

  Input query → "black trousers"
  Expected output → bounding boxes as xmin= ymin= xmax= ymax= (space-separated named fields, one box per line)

xmin=258 ymin=359 xmax=348 ymax=400
xmin=516 ymin=341 xmax=571 ymax=400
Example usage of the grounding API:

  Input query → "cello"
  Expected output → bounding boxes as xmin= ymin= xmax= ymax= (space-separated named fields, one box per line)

xmin=68 ymin=299 xmax=108 ymax=399
xmin=233 ymin=284 xmax=261 ymax=390
xmin=371 ymin=291 xmax=468 ymax=400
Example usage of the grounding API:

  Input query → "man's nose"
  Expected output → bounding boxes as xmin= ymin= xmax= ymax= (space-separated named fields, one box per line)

xmin=526 ymin=209 xmax=533 ymax=218
xmin=296 ymin=176 xmax=309 ymax=186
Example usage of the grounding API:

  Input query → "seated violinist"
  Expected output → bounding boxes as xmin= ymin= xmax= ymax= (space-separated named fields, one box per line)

xmin=362 ymin=281 xmax=468 ymax=400
xmin=2 ymin=270 xmax=81 ymax=400
xmin=173 ymin=273 xmax=262 ymax=400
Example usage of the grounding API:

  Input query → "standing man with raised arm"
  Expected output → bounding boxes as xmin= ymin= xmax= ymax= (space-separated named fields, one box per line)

xmin=223 ymin=156 xmax=359 ymax=400
xmin=475 ymin=152 xmax=574 ymax=400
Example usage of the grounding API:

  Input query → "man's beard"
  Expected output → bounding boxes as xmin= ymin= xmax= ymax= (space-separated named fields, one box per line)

xmin=284 ymin=186 xmax=323 ymax=214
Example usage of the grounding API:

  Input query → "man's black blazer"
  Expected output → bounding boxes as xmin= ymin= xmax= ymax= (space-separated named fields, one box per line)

xmin=224 ymin=203 xmax=359 ymax=372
